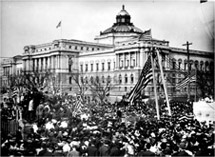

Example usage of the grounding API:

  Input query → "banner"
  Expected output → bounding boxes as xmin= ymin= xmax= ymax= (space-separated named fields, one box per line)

xmin=193 ymin=100 xmax=215 ymax=124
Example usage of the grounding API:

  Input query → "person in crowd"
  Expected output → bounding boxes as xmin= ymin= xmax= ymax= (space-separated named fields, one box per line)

xmin=138 ymin=143 xmax=156 ymax=156
xmin=1 ymin=92 xmax=215 ymax=157
xmin=67 ymin=145 xmax=80 ymax=157
xmin=28 ymin=98 xmax=34 ymax=123
xmin=87 ymin=139 xmax=98 ymax=156
xmin=98 ymin=139 xmax=110 ymax=156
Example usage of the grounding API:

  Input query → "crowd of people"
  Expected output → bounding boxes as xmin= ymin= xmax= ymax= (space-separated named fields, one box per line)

xmin=1 ymin=91 xmax=215 ymax=157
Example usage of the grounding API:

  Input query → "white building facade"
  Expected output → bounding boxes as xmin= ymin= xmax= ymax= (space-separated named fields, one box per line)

xmin=1 ymin=6 xmax=214 ymax=101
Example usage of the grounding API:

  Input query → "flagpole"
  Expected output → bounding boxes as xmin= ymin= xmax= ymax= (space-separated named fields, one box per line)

xmin=195 ymin=68 xmax=197 ymax=102
xmin=155 ymin=48 xmax=171 ymax=116
xmin=60 ymin=20 xmax=62 ymax=39
xmin=150 ymin=49 xmax=160 ymax=120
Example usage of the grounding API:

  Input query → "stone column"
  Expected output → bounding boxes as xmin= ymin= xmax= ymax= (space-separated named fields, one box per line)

xmin=32 ymin=59 xmax=35 ymax=71
xmin=139 ymin=48 xmax=144 ymax=67
xmin=134 ymin=52 xmax=137 ymax=67
xmin=44 ymin=57 xmax=47 ymax=70
xmin=123 ymin=53 xmax=126 ymax=68
xmin=29 ymin=59 xmax=32 ymax=71
xmin=38 ymin=58 xmax=41 ymax=71
xmin=37 ymin=58 xmax=39 ymax=71
xmin=26 ymin=59 xmax=30 ymax=71
xmin=56 ymin=55 xmax=59 ymax=70
xmin=136 ymin=51 xmax=140 ymax=67
xmin=52 ymin=56 xmax=55 ymax=70
xmin=129 ymin=52 xmax=131 ymax=67
xmin=63 ymin=55 xmax=69 ymax=72
xmin=47 ymin=57 xmax=50 ymax=70
xmin=50 ymin=56 xmax=53 ymax=70
xmin=116 ymin=54 xmax=119 ymax=69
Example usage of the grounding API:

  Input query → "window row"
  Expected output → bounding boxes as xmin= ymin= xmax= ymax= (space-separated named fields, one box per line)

xmin=67 ymin=45 xmax=102 ymax=51
xmin=27 ymin=45 xmax=103 ymax=53
xmin=80 ymin=75 xmax=112 ymax=84
xmin=119 ymin=59 xmax=136 ymax=68
xmin=171 ymin=59 xmax=213 ymax=72
xmin=80 ymin=62 xmax=115 ymax=72
xmin=118 ymin=74 xmax=134 ymax=84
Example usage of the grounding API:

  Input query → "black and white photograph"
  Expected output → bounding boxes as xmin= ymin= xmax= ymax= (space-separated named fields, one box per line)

xmin=1 ymin=0 xmax=214 ymax=156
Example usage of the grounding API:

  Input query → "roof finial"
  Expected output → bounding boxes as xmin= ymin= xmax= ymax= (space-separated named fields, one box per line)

xmin=122 ymin=5 xmax=125 ymax=10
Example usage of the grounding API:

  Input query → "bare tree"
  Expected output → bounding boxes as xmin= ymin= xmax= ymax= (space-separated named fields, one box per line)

xmin=70 ymin=72 xmax=88 ymax=102
xmin=88 ymin=75 xmax=117 ymax=104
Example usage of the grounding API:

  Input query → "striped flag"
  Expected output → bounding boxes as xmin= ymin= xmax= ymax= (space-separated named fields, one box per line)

xmin=128 ymin=55 xmax=153 ymax=102
xmin=179 ymin=114 xmax=194 ymax=121
xmin=139 ymin=29 xmax=152 ymax=41
xmin=73 ymin=94 xmax=84 ymax=115
xmin=175 ymin=72 xmax=196 ymax=89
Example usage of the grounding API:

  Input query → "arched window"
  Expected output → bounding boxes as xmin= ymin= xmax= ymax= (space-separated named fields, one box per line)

xmin=172 ymin=58 xmax=176 ymax=70
xmin=90 ymin=76 xmax=94 ymax=84
xmin=131 ymin=74 xmax=134 ymax=83
xmin=200 ymin=61 xmax=204 ymax=71
xmin=107 ymin=75 xmax=111 ymax=83
xmin=189 ymin=60 xmax=193 ymax=70
xmin=125 ymin=74 xmax=128 ymax=83
xmin=119 ymin=74 xmax=122 ymax=84
xmin=96 ymin=76 xmax=99 ymax=83
xmin=194 ymin=60 xmax=199 ymax=69
xmin=102 ymin=76 xmax=105 ymax=83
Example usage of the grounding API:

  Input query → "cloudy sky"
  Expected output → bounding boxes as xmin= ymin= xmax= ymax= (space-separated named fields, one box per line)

xmin=1 ymin=0 xmax=214 ymax=58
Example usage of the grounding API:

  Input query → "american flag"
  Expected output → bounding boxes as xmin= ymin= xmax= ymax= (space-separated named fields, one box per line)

xmin=128 ymin=55 xmax=153 ymax=102
xmin=138 ymin=29 xmax=152 ymax=41
xmin=73 ymin=94 xmax=84 ymax=115
xmin=175 ymin=72 xmax=196 ymax=89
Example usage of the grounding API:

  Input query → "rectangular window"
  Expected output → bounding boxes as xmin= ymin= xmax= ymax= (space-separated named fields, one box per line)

xmin=102 ymin=63 xmax=105 ymax=71
xmin=69 ymin=77 xmax=72 ymax=84
xmin=132 ymin=59 xmax=135 ymax=67
xmin=85 ymin=64 xmax=88 ymax=72
xmin=126 ymin=60 xmax=129 ymax=67
xmin=120 ymin=60 xmax=123 ymax=68
xmin=80 ymin=65 xmax=83 ymax=72
xmin=96 ymin=63 xmax=99 ymax=71
xmin=69 ymin=65 xmax=71 ymax=72
xmin=108 ymin=62 xmax=111 ymax=70
xmin=91 ymin=64 xmax=93 ymax=71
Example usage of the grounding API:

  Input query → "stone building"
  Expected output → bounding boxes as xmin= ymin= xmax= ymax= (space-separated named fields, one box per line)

xmin=1 ymin=5 xmax=214 ymax=101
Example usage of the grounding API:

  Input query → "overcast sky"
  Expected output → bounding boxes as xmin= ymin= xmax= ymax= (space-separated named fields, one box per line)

xmin=1 ymin=0 xmax=214 ymax=58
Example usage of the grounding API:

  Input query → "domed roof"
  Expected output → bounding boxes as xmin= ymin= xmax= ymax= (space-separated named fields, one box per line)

xmin=103 ymin=25 xmax=143 ymax=34
xmin=101 ymin=5 xmax=143 ymax=35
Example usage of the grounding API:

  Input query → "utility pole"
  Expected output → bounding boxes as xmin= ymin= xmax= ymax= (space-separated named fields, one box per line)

xmin=182 ymin=41 xmax=192 ymax=101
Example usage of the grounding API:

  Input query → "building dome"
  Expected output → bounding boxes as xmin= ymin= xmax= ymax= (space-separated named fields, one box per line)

xmin=101 ymin=5 xmax=143 ymax=35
